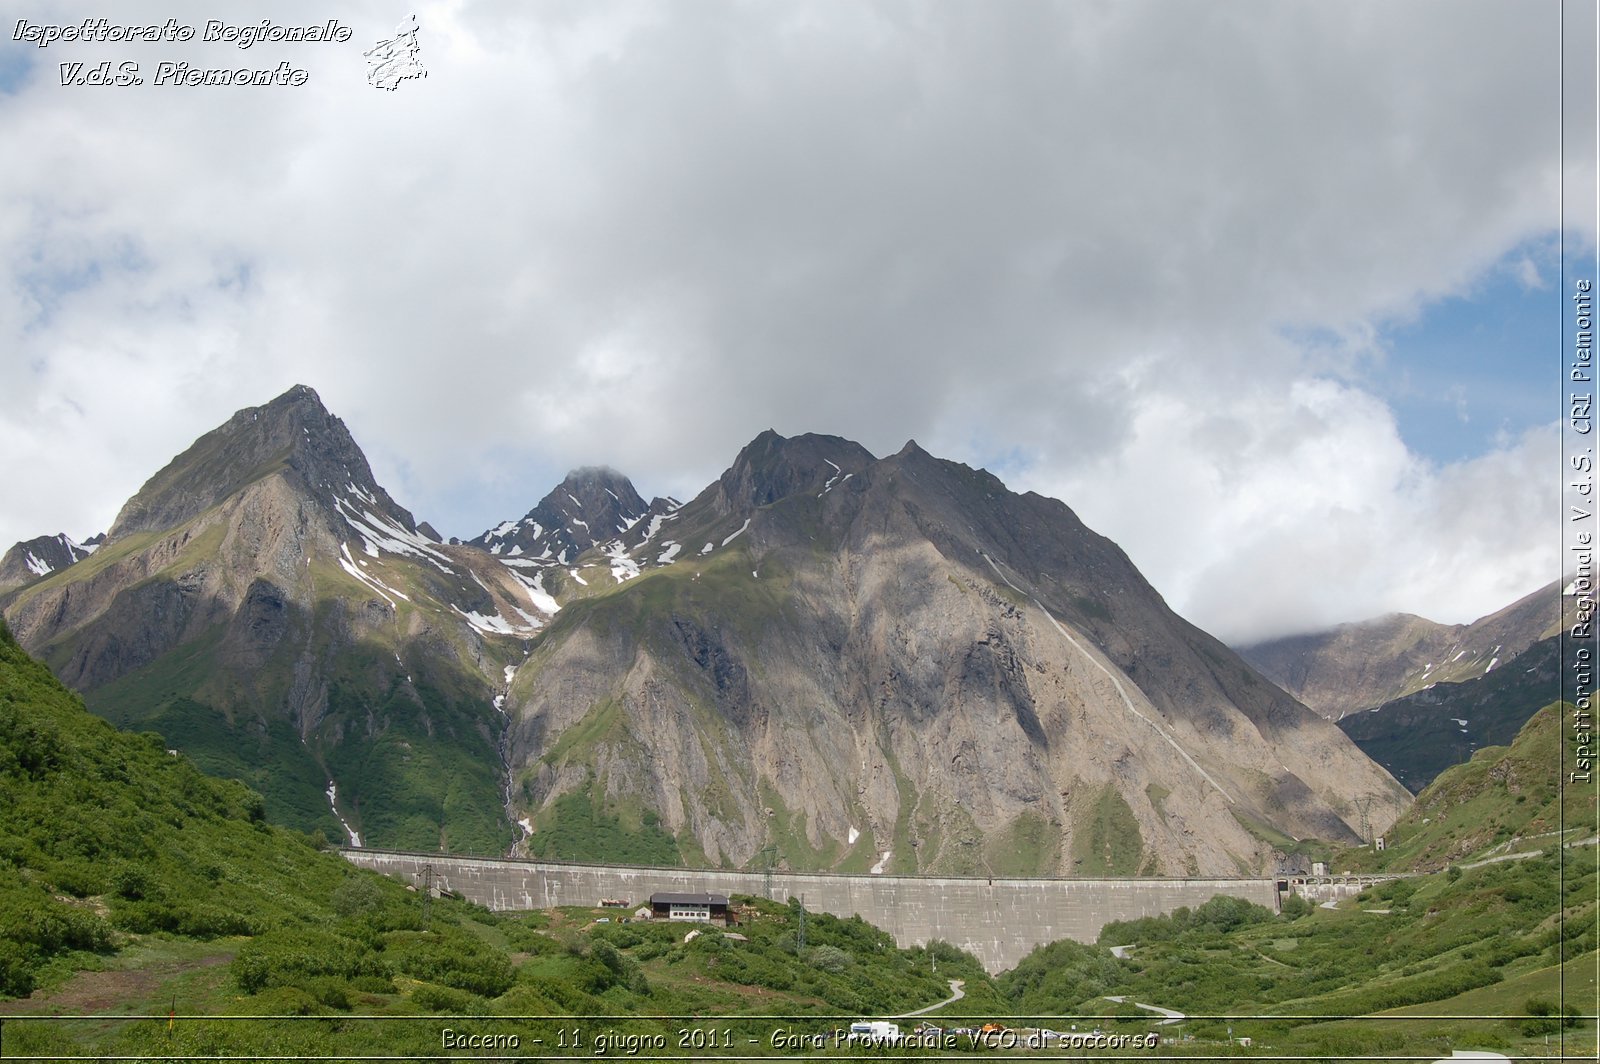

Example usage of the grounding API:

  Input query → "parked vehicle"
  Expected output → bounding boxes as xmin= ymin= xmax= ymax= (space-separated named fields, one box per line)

xmin=847 ymin=1022 xmax=901 ymax=1044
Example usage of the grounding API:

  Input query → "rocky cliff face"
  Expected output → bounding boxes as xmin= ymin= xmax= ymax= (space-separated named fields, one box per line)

xmin=0 ymin=532 xmax=101 ymax=593
xmin=499 ymin=434 xmax=1409 ymax=876
xmin=472 ymin=467 xmax=654 ymax=562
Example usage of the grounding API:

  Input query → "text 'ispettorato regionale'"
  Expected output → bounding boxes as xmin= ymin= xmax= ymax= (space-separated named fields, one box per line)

xmin=13 ymin=18 xmax=354 ymax=87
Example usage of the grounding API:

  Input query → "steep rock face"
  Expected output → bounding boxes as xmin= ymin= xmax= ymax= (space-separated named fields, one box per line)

xmin=0 ymin=532 xmax=101 ymax=593
xmin=503 ymin=433 xmax=1408 ymax=876
xmin=1 ymin=386 xmax=528 ymax=853
xmin=1338 ymin=634 xmax=1562 ymax=792
xmin=108 ymin=384 xmax=418 ymax=540
xmin=473 ymin=468 xmax=651 ymax=562
xmin=1237 ymin=581 xmax=1564 ymax=721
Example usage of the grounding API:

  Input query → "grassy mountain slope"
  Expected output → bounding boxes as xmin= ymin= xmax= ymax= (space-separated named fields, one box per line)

xmin=994 ymin=854 xmax=1594 ymax=1058
xmin=996 ymin=707 xmax=1597 ymax=1057
xmin=1342 ymin=701 xmax=1596 ymax=873
xmin=0 ymin=616 xmax=366 ymax=998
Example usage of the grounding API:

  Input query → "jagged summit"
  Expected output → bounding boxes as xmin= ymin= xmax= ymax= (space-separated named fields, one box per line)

xmin=474 ymin=466 xmax=650 ymax=561
xmin=707 ymin=429 xmax=876 ymax=514
xmin=2 ymin=385 xmax=1417 ymax=871
xmin=108 ymin=384 xmax=418 ymax=540
xmin=0 ymin=532 xmax=102 ymax=593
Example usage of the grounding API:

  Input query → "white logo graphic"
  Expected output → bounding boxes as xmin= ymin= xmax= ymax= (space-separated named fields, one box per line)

xmin=365 ymin=13 xmax=426 ymax=91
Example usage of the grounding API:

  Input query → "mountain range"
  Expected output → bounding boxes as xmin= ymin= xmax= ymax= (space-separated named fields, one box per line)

xmin=2 ymin=385 xmax=1422 ymax=873
xmin=1236 ymin=581 xmax=1564 ymax=722
xmin=1237 ymin=581 xmax=1570 ymax=791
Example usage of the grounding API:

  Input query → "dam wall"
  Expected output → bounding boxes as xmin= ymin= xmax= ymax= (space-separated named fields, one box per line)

xmin=342 ymin=849 xmax=1279 ymax=974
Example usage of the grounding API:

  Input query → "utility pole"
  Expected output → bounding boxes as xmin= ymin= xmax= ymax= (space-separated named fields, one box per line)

xmin=796 ymin=894 xmax=806 ymax=952
xmin=758 ymin=844 xmax=778 ymax=900
xmin=1353 ymin=794 xmax=1380 ymax=847
xmin=420 ymin=863 xmax=435 ymax=930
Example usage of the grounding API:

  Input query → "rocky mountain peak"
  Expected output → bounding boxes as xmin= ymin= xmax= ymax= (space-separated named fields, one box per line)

xmin=473 ymin=466 xmax=650 ymax=561
xmin=107 ymin=384 xmax=417 ymax=540
xmin=712 ymin=429 xmax=876 ymax=513
xmin=0 ymin=532 xmax=103 ymax=593
xmin=555 ymin=467 xmax=647 ymax=516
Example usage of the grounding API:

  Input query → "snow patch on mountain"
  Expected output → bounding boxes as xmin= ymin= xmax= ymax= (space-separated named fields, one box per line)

xmin=335 ymin=497 xmax=455 ymax=573
xmin=338 ymin=542 xmax=409 ymax=606
xmin=503 ymin=567 xmax=561 ymax=615
xmin=451 ymin=604 xmax=528 ymax=636
xmin=606 ymin=542 xmax=641 ymax=583
xmin=722 ymin=518 xmax=751 ymax=546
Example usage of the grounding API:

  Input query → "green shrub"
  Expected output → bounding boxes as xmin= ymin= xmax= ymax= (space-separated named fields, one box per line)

xmin=410 ymin=983 xmax=478 ymax=1012
xmin=0 ymin=939 xmax=37 ymax=998
xmin=384 ymin=933 xmax=514 ymax=997
xmin=808 ymin=944 xmax=851 ymax=973
xmin=231 ymin=929 xmax=389 ymax=995
xmin=331 ymin=876 xmax=385 ymax=919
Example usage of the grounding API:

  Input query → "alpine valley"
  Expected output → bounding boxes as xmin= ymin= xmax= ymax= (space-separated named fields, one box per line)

xmin=1 ymin=385 xmax=1418 ymax=875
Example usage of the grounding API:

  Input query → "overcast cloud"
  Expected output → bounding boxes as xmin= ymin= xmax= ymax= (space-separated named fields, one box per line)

xmin=0 ymin=0 xmax=1592 ymax=643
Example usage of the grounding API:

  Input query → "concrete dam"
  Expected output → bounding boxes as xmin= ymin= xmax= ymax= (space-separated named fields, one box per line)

xmin=342 ymin=849 xmax=1280 ymax=974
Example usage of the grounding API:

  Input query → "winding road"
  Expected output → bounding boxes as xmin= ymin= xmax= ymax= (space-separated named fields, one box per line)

xmin=895 ymin=979 xmax=966 ymax=1018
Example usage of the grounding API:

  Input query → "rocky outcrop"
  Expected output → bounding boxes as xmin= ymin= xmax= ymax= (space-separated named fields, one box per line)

xmin=0 ymin=532 xmax=101 ymax=593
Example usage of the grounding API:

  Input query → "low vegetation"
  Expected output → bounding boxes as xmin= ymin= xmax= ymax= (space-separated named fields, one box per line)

xmin=2 ymin=621 xmax=1593 ymax=1059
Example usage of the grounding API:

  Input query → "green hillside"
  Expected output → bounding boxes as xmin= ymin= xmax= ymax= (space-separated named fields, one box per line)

xmin=1343 ymin=701 xmax=1596 ymax=873
xmin=2 ymin=615 xmax=1002 ymax=1057
xmin=5 ymin=618 xmax=1593 ymax=1060
xmin=0 ymin=615 xmax=350 ymax=999
xmin=996 ymin=702 xmax=1598 ymax=1059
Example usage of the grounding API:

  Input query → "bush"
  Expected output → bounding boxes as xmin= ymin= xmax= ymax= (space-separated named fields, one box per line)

xmin=331 ymin=877 xmax=385 ymax=919
xmin=384 ymin=934 xmax=514 ymax=997
xmin=230 ymin=929 xmax=389 ymax=995
xmin=0 ymin=939 xmax=37 ymax=998
xmin=1518 ymin=996 xmax=1580 ymax=1035
xmin=808 ymin=944 xmax=851 ymax=973
xmin=410 ymin=983 xmax=478 ymax=1012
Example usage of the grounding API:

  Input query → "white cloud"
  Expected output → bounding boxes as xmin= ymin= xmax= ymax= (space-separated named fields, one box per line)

xmin=0 ymin=0 xmax=1588 ymax=640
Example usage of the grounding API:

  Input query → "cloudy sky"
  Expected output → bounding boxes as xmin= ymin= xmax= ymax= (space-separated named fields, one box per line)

xmin=1 ymin=0 xmax=1594 ymax=643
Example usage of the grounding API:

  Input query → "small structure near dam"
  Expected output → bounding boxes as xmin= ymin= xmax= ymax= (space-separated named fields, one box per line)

xmin=342 ymin=849 xmax=1281 ymax=973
